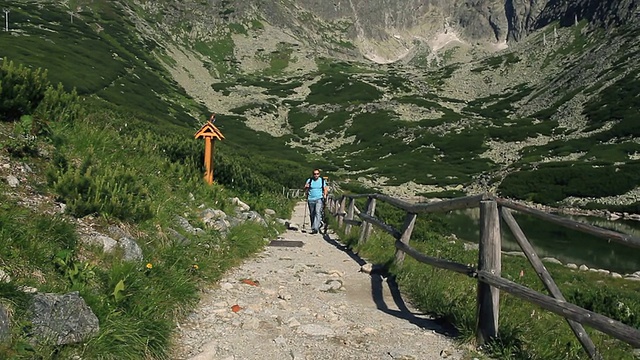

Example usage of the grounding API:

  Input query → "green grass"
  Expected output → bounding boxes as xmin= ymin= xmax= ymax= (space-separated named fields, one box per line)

xmin=0 ymin=48 xmax=300 ymax=358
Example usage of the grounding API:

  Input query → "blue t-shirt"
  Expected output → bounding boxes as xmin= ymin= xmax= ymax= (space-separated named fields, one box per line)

xmin=307 ymin=178 xmax=324 ymax=201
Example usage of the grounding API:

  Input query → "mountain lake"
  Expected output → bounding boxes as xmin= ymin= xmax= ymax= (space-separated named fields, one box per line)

xmin=442 ymin=208 xmax=640 ymax=275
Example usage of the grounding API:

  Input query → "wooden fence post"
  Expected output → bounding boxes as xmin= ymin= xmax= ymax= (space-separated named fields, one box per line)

xmin=501 ymin=208 xmax=601 ymax=360
xmin=359 ymin=197 xmax=377 ymax=244
xmin=344 ymin=197 xmax=356 ymax=235
xmin=338 ymin=196 xmax=346 ymax=229
xmin=476 ymin=200 xmax=501 ymax=345
xmin=394 ymin=212 xmax=417 ymax=266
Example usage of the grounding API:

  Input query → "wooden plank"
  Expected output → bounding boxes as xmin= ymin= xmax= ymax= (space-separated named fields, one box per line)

xmin=345 ymin=198 xmax=356 ymax=235
xmin=344 ymin=219 xmax=362 ymax=227
xmin=338 ymin=197 xmax=346 ymax=228
xmin=478 ymin=271 xmax=640 ymax=348
xmin=268 ymin=240 xmax=304 ymax=247
xmin=359 ymin=197 xmax=377 ymax=245
xmin=501 ymin=208 xmax=601 ymax=360
xmin=358 ymin=212 xmax=400 ymax=239
xmin=408 ymin=193 xmax=491 ymax=213
xmin=394 ymin=212 xmax=417 ymax=266
xmin=476 ymin=200 xmax=501 ymax=345
xmin=394 ymin=240 xmax=476 ymax=275
xmin=496 ymin=198 xmax=640 ymax=249
xmin=361 ymin=193 xmax=490 ymax=213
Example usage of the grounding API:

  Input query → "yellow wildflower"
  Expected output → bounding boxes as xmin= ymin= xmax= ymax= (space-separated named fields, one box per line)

xmin=146 ymin=263 xmax=153 ymax=269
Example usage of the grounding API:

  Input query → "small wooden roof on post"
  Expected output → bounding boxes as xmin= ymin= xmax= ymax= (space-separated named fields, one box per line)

xmin=194 ymin=114 xmax=225 ymax=184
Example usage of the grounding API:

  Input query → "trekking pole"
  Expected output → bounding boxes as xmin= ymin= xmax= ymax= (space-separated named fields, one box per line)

xmin=302 ymin=196 xmax=308 ymax=233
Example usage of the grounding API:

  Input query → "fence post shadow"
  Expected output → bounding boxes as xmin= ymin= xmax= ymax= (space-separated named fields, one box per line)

xmin=321 ymin=232 xmax=458 ymax=338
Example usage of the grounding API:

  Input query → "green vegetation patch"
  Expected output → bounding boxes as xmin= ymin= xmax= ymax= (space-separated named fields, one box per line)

xmin=306 ymin=73 xmax=382 ymax=105
xmin=499 ymin=161 xmax=640 ymax=204
xmin=286 ymin=106 xmax=317 ymax=138
xmin=485 ymin=118 xmax=558 ymax=142
xmin=464 ymin=84 xmax=533 ymax=119
xmin=194 ymin=35 xmax=237 ymax=78
xmin=582 ymin=70 xmax=640 ymax=140
xmin=470 ymin=52 xmax=521 ymax=72
xmin=258 ymin=42 xmax=296 ymax=76
xmin=316 ymin=58 xmax=373 ymax=74
xmin=520 ymin=138 xmax=640 ymax=164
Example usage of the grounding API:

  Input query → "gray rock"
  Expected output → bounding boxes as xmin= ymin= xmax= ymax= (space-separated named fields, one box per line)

xmin=463 ymin=242 xmax=479 ymax=251
xmin=297 ymin=324 xmax=334 ymax=337
xmin=239 ymin=211 xmax=268 ymax=227
xmin=166 ymin=227 xmax=190 ymax=246
xmin=0 ymin=304 xmax=10 ymax=343
xmin=201 ymin=208 xmax=227 ymax=222
xmin=29 ymin=291 xmax=99 ymax=345
xmin=175 ymin=215 xmax=198 ymax=234
xmin=541 ymin=257 xmax=562 ymax=265
xmin=212 ymin=218 xmax=231 ymax=233
xmin=118 ymin=236 xmax=144 ymax=261
xmin=5 ymin=175 xmax=19 ymax=188
xmin=230 ymin=197 xmax=251 ymax=212
xmin=81 ymin=234 xmax=117 ymax=253
xmin=107 ymin=225 xmax=129 ymax=240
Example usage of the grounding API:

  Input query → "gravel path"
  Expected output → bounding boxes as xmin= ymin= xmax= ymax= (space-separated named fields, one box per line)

xmin=173 ymin=202 xmax=465 ymax=360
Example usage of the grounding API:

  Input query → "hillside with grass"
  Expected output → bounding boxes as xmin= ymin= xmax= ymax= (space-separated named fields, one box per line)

xmin=1 ymin=0 xmax=640 ymax=358
xmin=116 ymin=0 xmax=640 ymax=212
xmin=0 ymin=1 xmax=312 ymax=358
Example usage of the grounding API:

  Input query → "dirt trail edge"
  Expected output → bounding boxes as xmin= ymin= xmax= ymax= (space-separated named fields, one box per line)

xmin=173 ymin=201 xmax=465 ymax=360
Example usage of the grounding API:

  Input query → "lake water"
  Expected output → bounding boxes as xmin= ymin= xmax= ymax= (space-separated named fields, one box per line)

xmin=440 ymin=208 xmax=640 ymax=274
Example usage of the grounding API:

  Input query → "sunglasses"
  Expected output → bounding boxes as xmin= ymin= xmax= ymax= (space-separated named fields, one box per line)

xmin=313 ymin=172 xmax=320 ymax=175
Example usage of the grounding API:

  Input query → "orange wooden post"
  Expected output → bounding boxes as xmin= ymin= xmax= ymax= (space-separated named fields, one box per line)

xmin=194 ymin=114 xmax=225 ymax=184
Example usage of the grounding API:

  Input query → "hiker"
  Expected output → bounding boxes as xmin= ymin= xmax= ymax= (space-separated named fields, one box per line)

xmin=304 ymin=168 xmax=328 ymax=234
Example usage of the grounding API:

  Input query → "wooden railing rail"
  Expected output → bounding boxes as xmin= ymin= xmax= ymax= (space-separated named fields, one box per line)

xmin=325 ymin=192 xmax=640 ymax=359
xmin=497 ymin=198 xmax=640 ymax=249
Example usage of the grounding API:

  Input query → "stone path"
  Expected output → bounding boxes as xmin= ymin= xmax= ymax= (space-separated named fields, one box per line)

xmin=173 ymin=202 xmax=464 ymax=360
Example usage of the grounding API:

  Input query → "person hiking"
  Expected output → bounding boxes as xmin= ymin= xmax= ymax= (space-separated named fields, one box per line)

xmin=304 ymin=168 xmax=328 ymax=234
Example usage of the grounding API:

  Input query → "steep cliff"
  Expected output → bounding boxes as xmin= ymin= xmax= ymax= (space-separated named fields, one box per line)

xmin=151 ymin=0 xmax=637 ymax=64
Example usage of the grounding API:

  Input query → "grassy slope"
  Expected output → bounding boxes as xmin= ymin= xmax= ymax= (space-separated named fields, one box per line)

xmin=163 ymin=4 xmax=640 ymax=208
xmin=0 ymin=1 xmax=300 ymax=359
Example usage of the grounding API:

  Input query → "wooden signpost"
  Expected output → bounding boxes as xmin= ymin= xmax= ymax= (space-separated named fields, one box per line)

xmin=194 ymin=114 xmax=225 ymax=184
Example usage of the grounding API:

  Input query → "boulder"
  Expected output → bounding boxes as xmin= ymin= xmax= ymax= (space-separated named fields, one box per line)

xmin=0 ymin=304 xmax=10 ymax=343
xmin=29 ymin=291 xmax=99 ymax=345
xmin=81 ymin=233 xmax=117 ymax=253
xmin=118 ymin=236 xmax=144 ymax=261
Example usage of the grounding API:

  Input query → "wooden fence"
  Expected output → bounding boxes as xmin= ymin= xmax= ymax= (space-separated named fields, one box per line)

xmin=325 ymin=193 xmax=640 ymax=359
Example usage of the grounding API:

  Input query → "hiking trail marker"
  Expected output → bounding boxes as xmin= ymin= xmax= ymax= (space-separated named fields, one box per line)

xmin=194 ymin=114 xmax=225 ymax=184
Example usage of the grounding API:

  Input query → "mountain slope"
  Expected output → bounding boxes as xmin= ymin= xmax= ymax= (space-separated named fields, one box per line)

xmin=3 ymin=0 xmax=639 ymax=208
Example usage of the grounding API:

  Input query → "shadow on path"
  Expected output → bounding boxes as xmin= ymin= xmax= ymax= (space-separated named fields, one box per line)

xmin=320 ymin=230 xmax=459 ymax=338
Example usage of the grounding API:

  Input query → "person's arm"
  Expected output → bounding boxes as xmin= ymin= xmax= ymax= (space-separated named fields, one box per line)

xmin=303 ymin=179 xmax=310 ymax=198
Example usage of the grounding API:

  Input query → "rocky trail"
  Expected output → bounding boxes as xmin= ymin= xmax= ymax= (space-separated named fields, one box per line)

xmin=173 ymin=202 xmax=465 ymax=360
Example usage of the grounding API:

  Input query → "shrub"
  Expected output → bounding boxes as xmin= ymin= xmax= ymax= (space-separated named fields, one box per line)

xmin=49 ymin=154 xmax=152 ymax=221
xmin=0 ymin=59 xmax=50 ymax=121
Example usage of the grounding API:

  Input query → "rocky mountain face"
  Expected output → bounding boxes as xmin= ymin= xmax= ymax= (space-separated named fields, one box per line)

xmin=124 ymin=0 xmax=640 ymax=204
xmin=154 ymin=0 xmax=638 ymax=63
